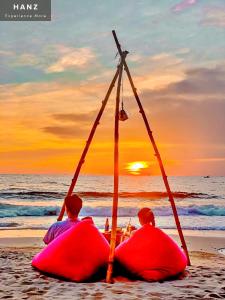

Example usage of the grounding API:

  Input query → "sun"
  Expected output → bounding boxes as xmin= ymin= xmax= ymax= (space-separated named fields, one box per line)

xmin=126 ymin=161 xmax=149 ymax=175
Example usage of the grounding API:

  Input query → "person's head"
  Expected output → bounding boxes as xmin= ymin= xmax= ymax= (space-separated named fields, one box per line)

xmin=138 ymin=207 xmax=155 ymax=226
xmin=65 ymin=194 xmax=82 ymax=219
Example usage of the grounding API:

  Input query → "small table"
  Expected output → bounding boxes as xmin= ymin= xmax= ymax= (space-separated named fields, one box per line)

xmin=103 ymin=230 xmax=126 ymax=246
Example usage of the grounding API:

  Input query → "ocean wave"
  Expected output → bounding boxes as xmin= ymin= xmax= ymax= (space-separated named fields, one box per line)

xmin=79 ymin=191 xmax=214 ymax=199
xmin=0 ymin=190 xmax=217 ymax=200
xmin=0 ymin=222 xmax=20 ymax=228
xmin=0 ymin=203 xmax=225 ymax=218
xmin=82 ymin=205 xmax=225 ymax=217
xmin=0 ymin=203 xmax=59 ymax=218
xmin=160 ymin=225 xmax=225 ymax=231
xmin=0 ymin=191 xmax=64 ymax=200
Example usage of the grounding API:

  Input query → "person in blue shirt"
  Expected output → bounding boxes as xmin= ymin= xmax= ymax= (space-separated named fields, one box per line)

xmin=43 ymin=194 xmax=82 ymax=244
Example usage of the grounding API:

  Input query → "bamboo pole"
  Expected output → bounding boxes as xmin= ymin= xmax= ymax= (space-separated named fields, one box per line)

xmin=57 ymin=67 xmax=120 ymax=221
xmin=106 ymin=56 xmax=125 ymax=283
xmin=112 ymin=30 xmax=191 ymax=266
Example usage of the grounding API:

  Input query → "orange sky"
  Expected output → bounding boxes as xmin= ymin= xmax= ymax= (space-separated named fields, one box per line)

xmin=1 ymin=1 xmax=225 ymax=175
xmin=1 ymin=68 xmax=224 ymax=176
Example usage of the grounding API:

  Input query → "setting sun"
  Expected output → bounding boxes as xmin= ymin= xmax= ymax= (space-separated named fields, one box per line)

xmin=126 ymin=161 xmax=149 ymax=175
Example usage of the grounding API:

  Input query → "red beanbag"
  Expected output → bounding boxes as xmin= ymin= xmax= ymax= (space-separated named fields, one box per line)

xmin=32 ymin=220 xmax=110 ymax=282
xmin=115 ymin=224 xmax=187 ymax=281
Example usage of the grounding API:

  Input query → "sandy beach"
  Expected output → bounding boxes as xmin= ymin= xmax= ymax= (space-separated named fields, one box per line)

xmin=0 ymin=231 xmax=225 ymax=300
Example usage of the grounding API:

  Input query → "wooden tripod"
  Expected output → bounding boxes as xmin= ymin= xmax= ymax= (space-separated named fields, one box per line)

xmin=58 ymin=30 xmax=191 ymax=283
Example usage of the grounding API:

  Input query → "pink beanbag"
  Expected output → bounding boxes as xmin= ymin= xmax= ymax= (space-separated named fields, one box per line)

xmin=32 ymin=220 xmax=110 ymax=282
xmin=115 ymin=224 xmax=187 ymax=281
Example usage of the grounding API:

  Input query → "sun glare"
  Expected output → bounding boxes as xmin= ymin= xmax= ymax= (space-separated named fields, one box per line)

xmin=126 ymin=161 xmax=149 ymax=175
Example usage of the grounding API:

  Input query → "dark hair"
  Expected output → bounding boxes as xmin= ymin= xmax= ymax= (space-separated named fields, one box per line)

xmin=65 ymin=194 xmax=82 ymax=216
xmin=138 ymin=207 xmax=155 ymax=226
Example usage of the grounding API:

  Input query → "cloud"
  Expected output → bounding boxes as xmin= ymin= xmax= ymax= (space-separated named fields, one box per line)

xmin=201 ymin=6 xmax=225 ymax=28
xmin=0 ymin=81 xmax=62 ymax=99
xmin=42 ymin=111 xmax=99 ymax=138
xmin=0 ymin=79 xmax=107 ymax=106
xmin=12 ymin=53 xmax=39 ymax=67
xmin=0 ymin=78 xmax=113 ymax=153
xmin=138 ymin=64 xmax=225 ymax=146
xmin=52 ymin=111 xmax=97 ymax=123
xmin=7 ymin=45 xmax=96 ymax=75
xmin=131 ymin=52 xmax=186 ymax=92
xmin=42 ymin=126 xmax=88 ymax=138
xmin=139 ymin=64 xmax=225 ymax=103
xmin=164 ymin=66 xmax=225 ymax=96
xmin=192 ymin=157 xmax=225 ymax=162
xmin=0 ymin=50 xmax=14 ymax=57
xmin=172 ymin=0 xmax=197 ymax=13
xmin=128 ymin=54 xmax=143 ymax=63
xmin=46 ymin=46 xmax=96 ymax=73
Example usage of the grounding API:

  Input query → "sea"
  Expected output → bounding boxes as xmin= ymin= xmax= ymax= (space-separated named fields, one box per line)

xmin=0 ymin=174 xmax=225 ymax=236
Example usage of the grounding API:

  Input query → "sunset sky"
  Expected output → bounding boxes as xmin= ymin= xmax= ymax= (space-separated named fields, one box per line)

xmin=0 ymin=0 xmax=225 ymax=175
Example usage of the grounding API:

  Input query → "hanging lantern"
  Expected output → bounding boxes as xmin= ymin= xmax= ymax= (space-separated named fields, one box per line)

xmin=119 ymin=109 xmax=128 ymax=121
xmin=119 ymin=75 xmax=128 ymax=121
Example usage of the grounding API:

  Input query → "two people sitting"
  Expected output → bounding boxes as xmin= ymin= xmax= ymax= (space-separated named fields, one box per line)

xmin=44 ymin=193 xmax=155 ymax=245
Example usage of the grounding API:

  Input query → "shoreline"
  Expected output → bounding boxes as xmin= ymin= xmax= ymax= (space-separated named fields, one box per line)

xmin=0 ymin=229 xmax=225 ymax=255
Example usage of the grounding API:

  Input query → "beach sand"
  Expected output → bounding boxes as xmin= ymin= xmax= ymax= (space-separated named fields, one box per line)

xmin=0 ymin=232 xmax=225 ymax=299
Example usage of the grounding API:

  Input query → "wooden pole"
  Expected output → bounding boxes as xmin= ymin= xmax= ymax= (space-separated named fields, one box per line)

xmin=106 ymin=55 xmax=125 ymax=283
xmin=57 ymin=67 xmax=120 ymax=221
xmin=112 ymin=30 xmax=191 ymax=266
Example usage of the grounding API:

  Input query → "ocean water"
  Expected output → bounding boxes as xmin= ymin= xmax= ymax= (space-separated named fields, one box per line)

xmin=0 ymin=174 xmax=225 ymax=233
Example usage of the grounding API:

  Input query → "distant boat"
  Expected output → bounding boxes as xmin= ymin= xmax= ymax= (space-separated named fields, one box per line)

xmin=204 ymin=176 xmax=210 ymax=178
